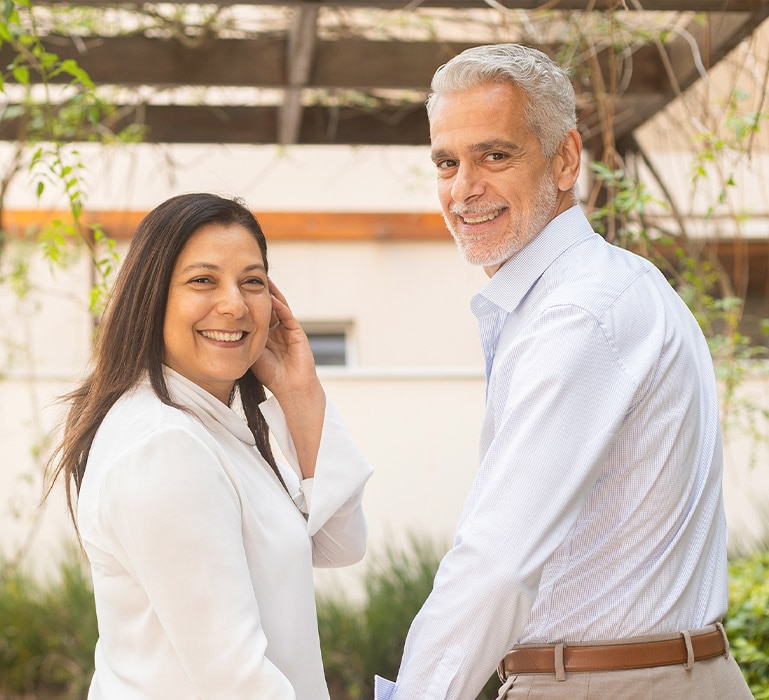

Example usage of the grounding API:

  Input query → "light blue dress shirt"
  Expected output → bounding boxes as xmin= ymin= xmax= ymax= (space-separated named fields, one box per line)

xmin=392 ymin=205 xmax=728 ymax=700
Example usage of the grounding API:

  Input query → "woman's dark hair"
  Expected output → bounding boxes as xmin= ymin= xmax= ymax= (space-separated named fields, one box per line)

xmin=47 ymin=192 xmax=281 ymax=530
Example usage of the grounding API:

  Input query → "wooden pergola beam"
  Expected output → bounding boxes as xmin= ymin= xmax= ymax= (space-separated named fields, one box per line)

xmin=279 ymin=6 xmax=319 ymax=144
xmin=0 ymin=104 xmax=433 ymax=145
xmin=2 ymin=3 xmax=766 ymax=146
xmin=29 ymin=0 xmax=769 ymax=11
xmin=0 ymin=36 xmax=474 ymax=89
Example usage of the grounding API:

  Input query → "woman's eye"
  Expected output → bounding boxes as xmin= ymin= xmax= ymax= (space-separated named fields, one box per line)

xmin=189 ymin=277 xmax=211 ymax=284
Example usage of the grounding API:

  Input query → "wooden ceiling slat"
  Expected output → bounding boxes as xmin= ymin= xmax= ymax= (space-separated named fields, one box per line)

xmin=0 ymin=36 xmax=478 ymax=89
xmin=1 ymin=2 xmax=767 ymax=147
xmin=0 ymin=104 xmax=432 ymax=145
xmin=0 ymin=36 xmax=289 ymax=87
xmin=29 ymin=0 xmax=769 ymax=11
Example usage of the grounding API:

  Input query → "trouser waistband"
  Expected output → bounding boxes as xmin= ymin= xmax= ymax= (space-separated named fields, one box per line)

xmin=498 ymin=623 xmax=729 ymax=682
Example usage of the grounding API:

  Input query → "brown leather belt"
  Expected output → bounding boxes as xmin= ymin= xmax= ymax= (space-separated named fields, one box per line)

xmin=498 ymin=628 xmax=726 ymax=679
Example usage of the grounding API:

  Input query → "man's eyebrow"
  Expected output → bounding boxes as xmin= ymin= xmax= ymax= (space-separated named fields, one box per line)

xmin=430 ymin=148 xmax=452 ymax=163
xmin=431 ymin=140 xmax=522 ymax=162
xmin=470 ymin=140 xmax=522 ymax=153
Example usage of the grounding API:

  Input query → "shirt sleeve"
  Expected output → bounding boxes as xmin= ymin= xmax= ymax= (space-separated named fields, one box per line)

xmin=392 ymin=305 xmax=640 ymax=700
xmin=259 ymin=395 xmax=374 ymax=567
xmin=98 ymin=426 xmax=296 ymax=699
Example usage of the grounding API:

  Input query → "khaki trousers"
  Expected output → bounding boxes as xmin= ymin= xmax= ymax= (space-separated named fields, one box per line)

xmin=496 ymin=640 xmax=753 ymax=699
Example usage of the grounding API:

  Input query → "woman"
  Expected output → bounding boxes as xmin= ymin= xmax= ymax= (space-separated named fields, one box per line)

xmin=47 ymin=193 xmax=373 ymax=699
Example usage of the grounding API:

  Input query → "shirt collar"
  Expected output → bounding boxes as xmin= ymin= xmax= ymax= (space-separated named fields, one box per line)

xmin=161 ymin=366 xmax=257 ymax=446
xmin=472 ymin=205 xmax=595 ymax=317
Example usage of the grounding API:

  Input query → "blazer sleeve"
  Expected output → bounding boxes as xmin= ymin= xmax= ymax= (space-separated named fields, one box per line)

xmin=259 ymin=396 xmax=374 ymax=567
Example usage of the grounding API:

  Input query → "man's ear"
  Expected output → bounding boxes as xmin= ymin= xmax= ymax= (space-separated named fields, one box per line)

xmin=555 ymin=129 xmax=582 ymax=192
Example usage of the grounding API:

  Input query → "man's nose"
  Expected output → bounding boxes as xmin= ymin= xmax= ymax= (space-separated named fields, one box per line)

xmin=451 ymin=162 xmax=485 ymax=204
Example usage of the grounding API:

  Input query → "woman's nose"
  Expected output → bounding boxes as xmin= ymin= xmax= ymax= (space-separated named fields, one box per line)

xmin=216 ymin=285 xmax=248 ymax=317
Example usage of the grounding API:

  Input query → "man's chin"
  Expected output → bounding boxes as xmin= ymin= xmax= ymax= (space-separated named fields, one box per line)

xmin=456 ymin=241 xmax=511 ymax=268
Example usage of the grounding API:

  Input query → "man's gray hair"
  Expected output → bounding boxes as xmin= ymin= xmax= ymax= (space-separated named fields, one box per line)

xmin=426 ymin=44 xmax=577 ymax=158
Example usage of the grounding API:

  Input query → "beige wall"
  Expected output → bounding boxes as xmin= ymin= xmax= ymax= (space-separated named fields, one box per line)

xmin=1 ymin=232 xmax=767 ymax=596
xmin=0 ymin=131 xmax=767 ymax=594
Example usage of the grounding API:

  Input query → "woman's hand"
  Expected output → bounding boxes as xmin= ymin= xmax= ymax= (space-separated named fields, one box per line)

xmin=251 ymin=279 xmax=318 ymax=397
xmin=251 ymin=279 xmax=325 ymax=478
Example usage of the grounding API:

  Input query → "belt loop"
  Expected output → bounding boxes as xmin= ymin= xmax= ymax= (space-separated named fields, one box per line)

xmin=681 ymin=630 xmax=694 ymax=671
xmin=554 ymin=643 xmax=566 ymax=682
xmin=497 ymin=673 xmax=516 ymax=698
xmin=716 ymin=621 xmax=731 ymax=659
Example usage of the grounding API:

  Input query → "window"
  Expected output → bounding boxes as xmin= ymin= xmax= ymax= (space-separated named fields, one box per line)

xmin=306 ymin=329 xmax=348 ymax=366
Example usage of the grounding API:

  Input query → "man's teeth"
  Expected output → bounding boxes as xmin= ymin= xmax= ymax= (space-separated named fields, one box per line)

xmin=462 ymin=211 xmax=500 ymax=224
xmin=201 ymin=330 xmax=244 ymax=342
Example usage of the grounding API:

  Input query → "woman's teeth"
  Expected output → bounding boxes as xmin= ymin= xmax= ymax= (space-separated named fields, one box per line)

xmin=201 ymin=330 xmax=244 ymax=342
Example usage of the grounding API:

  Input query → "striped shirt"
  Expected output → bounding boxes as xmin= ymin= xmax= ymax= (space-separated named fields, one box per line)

xmin=392 ymin=205 xmax=728 ymax=700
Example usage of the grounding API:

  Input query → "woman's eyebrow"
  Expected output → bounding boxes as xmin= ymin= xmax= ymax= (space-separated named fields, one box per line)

xmin=180 ymin=262 xmax=267 ymax=274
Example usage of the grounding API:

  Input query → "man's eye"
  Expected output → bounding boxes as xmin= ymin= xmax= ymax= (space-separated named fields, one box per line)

xmin=436 ymin=159 xmax=457 ymax=170
xmin=487 ymin=152 xmax=507 ymax=162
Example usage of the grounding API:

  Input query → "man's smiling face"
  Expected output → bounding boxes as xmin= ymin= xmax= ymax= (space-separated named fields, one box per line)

xmin=429 ymin=82 xmax=569 ymax=275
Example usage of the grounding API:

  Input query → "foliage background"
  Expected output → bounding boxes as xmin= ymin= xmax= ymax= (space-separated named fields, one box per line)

xmin=1 ymin=538 xmax=768 ymax=699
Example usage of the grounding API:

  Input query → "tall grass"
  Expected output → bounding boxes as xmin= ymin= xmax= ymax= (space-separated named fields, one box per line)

xmin=726 ymin=547 xmax=769 ymax=699
xmin=1 ymin=539 xmax=767 ymax=698
xmin=317 ymin=536 xmax=499 ymax=700
xmin=0 ymin=549 xmax=95 ymax=700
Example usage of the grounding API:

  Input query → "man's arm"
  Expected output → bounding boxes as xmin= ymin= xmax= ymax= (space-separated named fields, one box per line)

xmin=392 ymin=306 xmax=640 ymax=699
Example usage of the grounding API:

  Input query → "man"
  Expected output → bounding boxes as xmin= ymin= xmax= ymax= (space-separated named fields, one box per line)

xmin=389 ymin=44 xmax=752 ymax=699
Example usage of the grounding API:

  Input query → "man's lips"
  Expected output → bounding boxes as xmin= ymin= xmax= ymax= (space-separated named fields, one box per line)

xmin=455 ymin=208 xmax=505 ymax=225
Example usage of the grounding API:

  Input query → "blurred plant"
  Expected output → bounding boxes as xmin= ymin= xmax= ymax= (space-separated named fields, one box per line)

xmin=318 ymin=535 xmax=499 ymax=700
xmin=318 ymin=535 xmax=444 ymax=699
xmin=0 ymin=537 xmax=767 ymax=698
xmin=0 ymin=0 xmax=134 ymax=315
xmin=317 ymin=536 xmax=769 ymax=700
xmin=0 ymin=0 xmax=139 ymax=574
xmin=726 ymin=548 xmax=769 ymax=698
xmin=0 ymin=547 xmax=96 ymax=700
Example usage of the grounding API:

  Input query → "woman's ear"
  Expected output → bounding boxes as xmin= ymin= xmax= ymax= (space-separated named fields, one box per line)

xmin=555 ymin=128 xmax=582 ymax=193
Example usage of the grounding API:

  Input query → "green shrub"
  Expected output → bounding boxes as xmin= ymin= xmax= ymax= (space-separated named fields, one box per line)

xmin=0 ymin=548 xmax=96 ymax=700
xmin=317 ymin=535 xmax=499 ymax=700
xmin=319 ymin=538 xmax=769 ymax=699
xmin=726 ymin=548 xmax=769 ymax=698
xmin=2 ymin=540 xmax=767 ymax=698
xmin=318 ymin=536 xmax=443 ymax=699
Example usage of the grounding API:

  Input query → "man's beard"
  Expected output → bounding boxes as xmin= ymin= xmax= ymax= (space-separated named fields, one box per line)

xmin=446 ymin=172 xmax=558 ymax=268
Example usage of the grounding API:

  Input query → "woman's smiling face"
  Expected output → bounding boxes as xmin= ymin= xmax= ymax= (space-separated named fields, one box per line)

xmin=162 ymin=223 xmax=273 ymax=403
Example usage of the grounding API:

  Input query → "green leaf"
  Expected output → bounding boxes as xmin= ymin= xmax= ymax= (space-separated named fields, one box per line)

xmin=58 ymin=58 xmax=95 ymax=89
xmin=11 ymin=63 xmax=28 ymax=85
